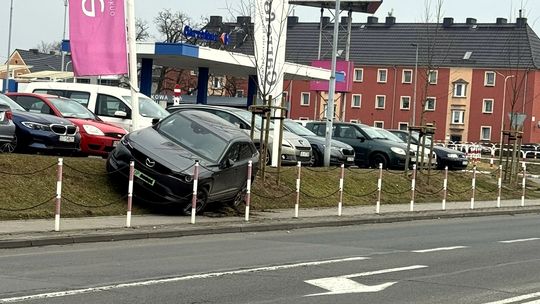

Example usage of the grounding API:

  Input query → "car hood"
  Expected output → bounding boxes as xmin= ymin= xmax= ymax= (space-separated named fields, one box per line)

xmin=13 ymin=110 xmax=74 ymax=125
xmin=433 ymin=146 xmax=465 ymax=156
xmin=302 ymin=135 xmax=353 ymax=149
xmin=128 ymin=127 xmax=214 ymax=174
xmin=69 ymin=118 xmax=126 ymax=134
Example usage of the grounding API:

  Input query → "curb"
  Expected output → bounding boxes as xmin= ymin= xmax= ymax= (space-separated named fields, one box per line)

xmin=1 ymin=207 xmax=540 ymax=249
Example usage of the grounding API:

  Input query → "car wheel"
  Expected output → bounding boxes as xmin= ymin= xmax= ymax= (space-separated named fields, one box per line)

xmin=228 ymin=184 xmax=248 ymax=208
xmin=0 ymin=135 xmax=16 ymax=153
xmin=265 ymin=149 xmax=271 ymax=165
xmin=310 ymin=150 xmax=322 ymax=167
xmin=182 ymin=187 xmax=208 ymax=215
xmin=369 ymin=153 xmax=388 ymax=169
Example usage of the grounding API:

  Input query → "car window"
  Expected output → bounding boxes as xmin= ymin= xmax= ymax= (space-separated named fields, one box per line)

xmin=336 ymin=126 xmax=357 ymax=138
xmin=223 ymin=143 xmax=241 ymax=162
xmin=208 ymin=110 xmax=246 ymax=129
xmin=122 ymin=95 xmax=169 ymax=119
xmin=0 ymin=94 xmax=25 ymax=111
xmin=48 ymin=97 xmax=96 ymax=119
xmin=96 ymin=94 xmax=131 ymax=118
xmin=309 ymin=124 xmax=325 ymax=137
xmin=284 ymin=120 xmax=316 ymax=136
xmin=67 ymin=91 xmax=91 ymax=107
xmin=238 ymin=142 xmax=254 ymax=160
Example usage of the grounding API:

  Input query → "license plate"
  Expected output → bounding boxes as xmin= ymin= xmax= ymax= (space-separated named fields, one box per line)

xmin=462 ymin=160 xmax=468 ymax=165
xmin=300 ymin=151 xmax=310 ymax=157
xmin=59 ymin=135 xmax=75 ymax=142
xmin=347 ymin=157 xmax=354 ymax=162
xmin=134 ymin=169 xmax=155 ymax=186
xmin=112 ymin=140 xmax=119 ymax=147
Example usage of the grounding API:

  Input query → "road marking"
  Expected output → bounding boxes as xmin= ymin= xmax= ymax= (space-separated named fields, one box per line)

xmin=482 ymin=292 xmax=540 ymax=304
xmin=305 ymin=265 xmax=427 ymax=297
xmin=499 ymin=238 xmax=540 ymax=244
xmin=0 ymin=256 xmax=368 ymax=303
xmin=411 ymin=246 xmax=468 ymax=253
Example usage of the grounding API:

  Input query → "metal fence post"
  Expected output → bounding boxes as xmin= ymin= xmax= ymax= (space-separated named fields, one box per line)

xmin=126 ymin=161 xmax=135 ymax=228
xmin=521 ymin=162 xmax=526 ymax=207
xmin=410 ymin=164 xmax=416 ymax=212
xmin=54 ymin=158 xmax=63 ymax=232
xmin=245 ymin=161 xmax=253 ymax=222
xmin=442 ymin=166 xmax=448 ymax=211
xmin=338 ymin=164 xmax=344 ymax=216
xmin=191 ymin=161 xmax=199 ymax=225
xmin=376 ymin=163 xmax=383 ymax=214
xmin=294 ymin=161 xmax=301 ymax=218
xmin=497 ymin=165 xmax=503 ymax=208
xmin=470 ymin=165 xmax=477 ymax=210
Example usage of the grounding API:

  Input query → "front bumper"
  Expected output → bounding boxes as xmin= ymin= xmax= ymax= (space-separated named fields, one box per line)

xmin=330 ymin=148 xmax=356 ymax=166
xmin=19 ymin=129 xmax=80 ymax=152
xmin=280 ymin=145 xmax=312 ymax=165
xmin=80 ymin=133 xmax=122 ymax=157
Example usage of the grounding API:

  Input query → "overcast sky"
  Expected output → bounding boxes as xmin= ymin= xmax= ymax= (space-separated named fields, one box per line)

xmin=1 ymin=0 xmax=538 ymax=61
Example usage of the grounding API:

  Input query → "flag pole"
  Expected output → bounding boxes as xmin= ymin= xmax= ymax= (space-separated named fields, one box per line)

xmin=126 ymin=0 xmax=140 ymax=131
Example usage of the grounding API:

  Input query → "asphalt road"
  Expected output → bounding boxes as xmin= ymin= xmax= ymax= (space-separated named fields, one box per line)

xmin=1 ymin=215 xmax=540 ymax=304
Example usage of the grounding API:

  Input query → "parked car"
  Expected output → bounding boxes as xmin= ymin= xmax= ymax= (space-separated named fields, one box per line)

xmin=167 ymin=104 xmax=312 ymax=165
xmin=305 ymin=121 xmax=414 ymax=169
xmin=106 ymin=110 xmax=259 ymax=214
xmin=282 ymin=119 xmax=355 ymax=166
xmin=388 ymin=129 xmax=469 ymax=170
xmin=7 ymin=93 xmax=127 ymax=157
xmin=0 ymin=101 xmax=16 ymax=153
xmin=0 ymin=93 xmax=80 ymax=154
xmin=22 ymin=82 xmax=169 ymax=131
xmin=374 ymin=127 xmax=437 ymax=168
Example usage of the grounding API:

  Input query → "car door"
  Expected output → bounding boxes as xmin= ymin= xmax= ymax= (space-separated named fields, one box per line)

xmin=333 ymin=124 xmax=369 ymax=166
xmin=211 ymin=142 xmax=251 ymax=200
xmin=95 ymin=94 xmax=132 ymax=130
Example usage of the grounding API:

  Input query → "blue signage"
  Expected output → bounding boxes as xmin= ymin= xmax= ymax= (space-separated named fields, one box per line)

xmin=183 ymin=25 xmax=230 ymax=45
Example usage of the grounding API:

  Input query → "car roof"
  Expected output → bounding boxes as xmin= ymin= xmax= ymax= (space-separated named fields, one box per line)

xmin=171 ymin=110 xmax=251 ymax=143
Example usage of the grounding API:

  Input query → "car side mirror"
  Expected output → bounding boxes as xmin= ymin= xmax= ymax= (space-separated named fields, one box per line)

xmin=221 ymin=158 xmax=235 ymax=169
xmin=357 ymin=136 xmax=365 ymax=142
xmin=152 ymin=118 xmax=161 ymax=125
xmin=114 ymin=110 xmax=127 ymax=118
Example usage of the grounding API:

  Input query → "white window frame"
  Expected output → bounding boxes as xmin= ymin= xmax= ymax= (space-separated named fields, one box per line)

xmin=398 ymin=122 xmax=409 ymax=130
xmin=428 ymin=70 xmax=438 ymax=84
xmin=351 ymin=94 xmax=362 ymax=108
xmin=353 ymin=68 xmax=364 ymax=82
xmin=482 ymin=98 xmax=494 ymax=113
xmin=451 ymin=110 xmax=465 ymax=124
xmin=425 ymin=97 xmax=436 ymax=111
xmin=375 ymin=95 xmax=386 ymax=109
xmin=480 ymin=126 xmax=492 ymax=141
xmin=236 ymin=90 xmax=244 ymax=98
xmin=374 ymin=121 xmax=384 ymax=128
xmin=300 ymin=92 xmax=310 ymax=106
xmin=377 ymin=69 xmax=388 ymax=83
xmin=484 ymin=71 xmax=496 ymax=86
xmin=453 ymin=83 xmax=467 ymax=97
xmin=400 ymin=96 xmax=411 ymax=110
xmin=402 ymin=69 xmax=413 ymax=84
xmin=350 ymin=119 xmax=359 ymax=123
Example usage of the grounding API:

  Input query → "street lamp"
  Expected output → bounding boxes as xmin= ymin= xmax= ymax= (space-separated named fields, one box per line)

xmin=497 ymin=73 xmax=515 ymax=157
xmin=4 ymin=0 xmax=14 ymax=93
xmin=61 ymin=0 xmax=68 ymax=72
xmin=411 ymin=43 xmax=419 ymax=127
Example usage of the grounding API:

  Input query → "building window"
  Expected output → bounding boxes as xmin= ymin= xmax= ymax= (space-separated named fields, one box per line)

xmin=375 ymin=95 xmax=386 ymax=109
xmin=451 ymin=110 xmax=465 ymax=124
xmin=400 ymin=96 xmax=411 ymax=110
xmin=428 ymin=70 xmax=438 ymax=84
xmin=300 ymin=92 xmax=310 ymax=106
xmin=453 ymin=83 xmax=467 ymax=97
xmin=398 ymin=122 xmax=408 ymax=130
xmin=350 ymin=119 xmax=359 ymax=123
xmin=481 ymin=126 xmax=492 ymax=141
xmin=402 ymin=69 xmax=413 ymax=83
xmin=212 ymin=77 xmax=222 ymax=89
xmin=485 ymin=71 xmax=496 ymax=86
xmin=354 ymin=68 xmax=363 ymax=82
xmin=377 ymin=69 xmax=388 ymax=83
xmin=236 ymin=90 xmax=244 ymax=98
xmin=374 ymin=121 xmax=384 ymax=128
xmin=351 ymin=94 xmax=362 ymax=108
xmin=425 ymin=97 xmax=436 ymax=111
xmin=483 ymin=99 xmax=494 ymax=113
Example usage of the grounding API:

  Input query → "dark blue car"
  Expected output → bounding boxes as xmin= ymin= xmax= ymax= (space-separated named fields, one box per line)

xmin=0 ymin=93 xmax=80 ymax=154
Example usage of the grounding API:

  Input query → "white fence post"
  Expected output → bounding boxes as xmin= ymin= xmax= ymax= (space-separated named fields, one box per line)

xmin=126 ymin=161 xmax=134 ymax=228
xmin=190 ymin=161 xmax=199 ymax=225
xmin=294 ymin=161 xmax=301 ymax=218
xmin=338 ymin=164 xmax=344 ymax=216
xmin=497 ymin=165 xmax=503 ymax=208
xmin=54 ymin=158 xmax=63 ymax=232
xmin=521 ymin=162 xmax=526 ymax=207
xmin=470 ymin=165 xmax=477 ymax=210
xmin=442 ymin=166 xmax=448 ymax=211
xmin=245 ymin=161 xmax=253 ymax=222
xmin=376 ymin=163 xmax=383 ymax=214
xmin=410 ymin=164 xmax=416 ymax=212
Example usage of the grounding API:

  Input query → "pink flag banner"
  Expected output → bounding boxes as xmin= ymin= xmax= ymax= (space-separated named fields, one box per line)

xmin=69 ymin=0 xmax=128 ymax=76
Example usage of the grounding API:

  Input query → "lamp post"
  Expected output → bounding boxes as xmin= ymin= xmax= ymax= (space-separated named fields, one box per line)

xmin=4 ymin=0 xmax=14 ymax=93
xmin=497 ymin=73 xmax=515 ymax=159
xmin=411 ymin=43 xmax=419 ymax=127
xmin=61 ymin=0 xmax=68 ymax=72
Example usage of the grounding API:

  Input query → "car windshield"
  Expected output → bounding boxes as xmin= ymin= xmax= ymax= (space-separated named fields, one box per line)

xmin=157 ymin=113 xmax=228 ymax=162
xmin=284 ymin=120 xmax=316 ymax=136
xmin=48 ymin=97 xmax=97 ymax=119
xmin=123 ymin=95 xmax=169 ymax=119
xmin=411 ymin=131 xmax=433 ymax=146
xmin=230 ymin=109 xmax=275 ymax=130
xmin=361 ymin=125 xmax=386 ymax=139
xmin=0 ymin=94 xmax=25 ymax=111
xmin=376 ymin=128 xmax=405 ymax=143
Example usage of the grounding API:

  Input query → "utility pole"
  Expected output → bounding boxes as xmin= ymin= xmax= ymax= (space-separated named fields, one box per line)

xmin=412 ymin=43 xmax=419 ymax=126
xmin=61 ymin=0 xmax=68 ymax=73
xmin=126 ymin=0 xmax=140 ymax=131
xmin=4 ymin=0 xmax=14 ymax=93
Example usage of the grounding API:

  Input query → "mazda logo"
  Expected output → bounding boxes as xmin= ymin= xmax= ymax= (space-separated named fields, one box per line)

xmin=145 ymin=158 xmax=155 ymax=168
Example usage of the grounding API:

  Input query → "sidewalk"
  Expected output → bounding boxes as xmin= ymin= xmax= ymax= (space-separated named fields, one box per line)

xmin=1 ymin=199 xmax=539 ymax=249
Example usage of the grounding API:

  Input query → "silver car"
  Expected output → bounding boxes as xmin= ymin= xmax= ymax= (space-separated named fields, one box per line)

xmin=0 ymin=95 xmax=16 ymax=153
xmin=167 ymin=105 xmax=312 ymax=165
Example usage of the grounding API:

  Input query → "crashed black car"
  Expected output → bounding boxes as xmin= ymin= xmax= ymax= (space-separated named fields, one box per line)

xmin=106 ymin=110 xmax=259 ymax=214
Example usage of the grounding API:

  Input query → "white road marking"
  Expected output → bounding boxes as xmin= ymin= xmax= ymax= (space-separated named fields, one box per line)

xmin=499 ymin=238 xmax=540 ymax=244
xmin=0 ymin=256 xmax=368 ymax=303
xmin=411 ymin=246 xmax=468 ymax=253
xmin=305 ymin=265 xmax=428 ymax=297
xmin=482 ymin=292 xmax=540 ymax=304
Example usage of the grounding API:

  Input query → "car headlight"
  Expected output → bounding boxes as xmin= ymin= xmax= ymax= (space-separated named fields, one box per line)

xmin=21 ymin=121 xmax=51 ymax=131
xmin=82 ymin=124 xmax=105 ymax=136
xmin=281 ymin=139 xmax=293 ymax=148
xmin=390 ymin=147 xmax=406 ymax=155
xmin=447 ymin=153 xmax=459 ymax=158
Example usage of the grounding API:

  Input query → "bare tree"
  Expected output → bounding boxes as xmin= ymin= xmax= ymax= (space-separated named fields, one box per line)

xmin=135 ymin=18 xmax=150 ymax=41
xmin=34 ymin=41 xmax=61 ymax=54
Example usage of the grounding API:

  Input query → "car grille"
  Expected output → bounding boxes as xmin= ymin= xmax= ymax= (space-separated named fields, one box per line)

xmin=50 ymin=124 xmax=77 ymax=135
xmin=131 ymin=149 xmax=172 ymax=175
xmin=104 ymin=132 xmax=125 ymax=139
xmin=341 ymin=148 xmax=354 ymax=156
xmin=295 ymin=146 xmax=311 ymax=151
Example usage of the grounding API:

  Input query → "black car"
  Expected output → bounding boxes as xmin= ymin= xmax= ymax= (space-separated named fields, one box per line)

xmin=106 ymin=110 xmax=260 ymax=214
xmin=305 ymin=122 xmax=414 ymax=169
xmin=282 ymin=119 xmax=355 ymax=166
xmin=389 ymin=129 xmax=469 ymax=170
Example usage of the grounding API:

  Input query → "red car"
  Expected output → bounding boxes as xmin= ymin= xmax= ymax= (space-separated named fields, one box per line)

xmin=7 ymin=93 xmax=127 ymax=157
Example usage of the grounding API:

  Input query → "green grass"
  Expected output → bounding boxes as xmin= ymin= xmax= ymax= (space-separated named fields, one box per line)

xmin=0 ymin=154 xmax=538 ymax=219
